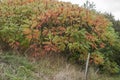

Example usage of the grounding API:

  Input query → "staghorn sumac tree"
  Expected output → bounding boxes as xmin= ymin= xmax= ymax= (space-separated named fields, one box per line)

xmin=0 ymin=0 xmax=120 ymax=74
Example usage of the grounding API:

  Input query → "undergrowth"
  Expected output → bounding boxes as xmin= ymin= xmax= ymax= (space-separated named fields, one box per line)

xmin=0 ymin=52 xmax=120 ymax=80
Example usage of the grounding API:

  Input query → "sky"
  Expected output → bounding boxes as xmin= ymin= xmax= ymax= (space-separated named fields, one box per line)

xmin=59 ymin=0 xmax=120 ymax=20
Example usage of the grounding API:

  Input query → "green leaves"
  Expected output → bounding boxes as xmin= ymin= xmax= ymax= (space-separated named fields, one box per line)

xmin=0 ymin=0 xmax=120 ymax=74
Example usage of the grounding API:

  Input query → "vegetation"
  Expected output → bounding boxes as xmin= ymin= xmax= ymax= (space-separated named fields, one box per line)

xmin=103 ymin=13 xmax=120 ymax=35
xmin=0 ymin=0 xmax=120 ymax=77
xmin=0 ymin=52 xmax=120 ymax=80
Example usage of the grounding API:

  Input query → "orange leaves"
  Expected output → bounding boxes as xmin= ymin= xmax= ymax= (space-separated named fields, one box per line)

xmin=43 ymin=43 xmax=59 ymax=52
xmin=36 ymin=8 xmax=63 ymax=27
xmin=9 ymin=41 xmax=20 ymax=50
xmin=22 ymin=0 xmax=35 ymax=5
xmin=100 ymin=43 xmax=105 ymax=48
xmin=91 ymin=53 xmax=104 ymax=65
xmin=83 ymin=11 xmax=110 ymax=39
xmin=43 ymin=26 xmax=66 ymax=36
xmin=91 ymin=43 xmax=97 ymax=49
xmin=0 ymin=0 xmax=114 ymax=63
xmin=23 ymin=28 xmax=31 ymax=35
xmin=23 ymin=28 xmax=39 ymax=40
xmin=29 ymin=44 xmax=41 ymax=57
xmin=58 ymin=26 xmax=66 ymax=31
xmin=94 ymin=57 xmax=104 ymax=65
xmin=31 ymin=20 xmax=38 ymax=29
xmin=7 ymin=0 xmax=35 ymax=6
xmin=27 ymin=0 xmax=35 ymax=3
xmin=93 ymin=15 xmax=104 ymax=27
xmin=32 ymin=30 xmax=40 ymax=39
xmin=22 ymin=20 xmax=39 ymax=40
xmin=57 ymin=26 xmax=66 ymax=35
xmin=85 ymin=33 xmax=96 ymax=42
xmin=51 ymin=26 xmax=66 ymax=35
xmin=42 ymin=29 xmax=49 ymax=36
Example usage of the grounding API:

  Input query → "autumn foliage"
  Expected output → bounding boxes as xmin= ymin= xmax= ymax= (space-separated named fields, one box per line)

xmin=0 ymin=0 xmax=120 ymax=74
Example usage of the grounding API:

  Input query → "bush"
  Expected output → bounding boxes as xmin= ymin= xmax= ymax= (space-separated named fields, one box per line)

xmin=0 ymin=0 xmax=120 ymax=74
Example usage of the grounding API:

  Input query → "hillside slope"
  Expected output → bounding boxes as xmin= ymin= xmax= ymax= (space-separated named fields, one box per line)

xmin=0 ymin=0 xmax=120 ymax=74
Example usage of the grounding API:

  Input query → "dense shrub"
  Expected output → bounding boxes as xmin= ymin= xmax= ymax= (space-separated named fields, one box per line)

xmin=0 ymin=0 xmax=120 ymax=74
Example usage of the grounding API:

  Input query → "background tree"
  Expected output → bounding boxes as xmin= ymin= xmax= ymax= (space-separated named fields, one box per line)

xmin=103 ymin=13 xmax=120 ymax=35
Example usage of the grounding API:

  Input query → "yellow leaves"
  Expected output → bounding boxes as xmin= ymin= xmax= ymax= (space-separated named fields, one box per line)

xmin=23 ymin=28 xmax=31 ymax=35
xmin=91 ymin=52 xmax=104 ymax=65
xmin=94 ymin=56 xmax=104 ymax=65
xmin=31 ymin=20 xmax=38 ymax=29
xmin=23 ymin=28 xmax=39 ymax=40
xmin=85 ymin=33 xmax=96 ymax=42
xmin=58 ymin=43 xmax=66 ymax=51
xmin=33 ymin=29 xmax=40 ymax=39
xmin=22 ymin=18 xmax=40 ymax=41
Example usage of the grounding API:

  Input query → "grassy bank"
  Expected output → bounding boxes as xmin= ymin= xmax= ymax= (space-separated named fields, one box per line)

xmin=0 ymin=52 xmax=83 ymax=80
xmin=0 ymin=52 xmax=120 ymax=80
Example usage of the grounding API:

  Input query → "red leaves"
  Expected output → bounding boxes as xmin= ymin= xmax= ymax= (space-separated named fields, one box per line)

xmin=85 ymin=33 xmax=95 ymax=42
xmin=100 ymin=43 xmax=105 ymax=48
xmin=23 ymin=28 xmax=39 ymax=41
xmin=58 ymin=26 xmax=66 ymax=31
xmin=9 ymin=41 xmax=20 ymax=50
xmin=91 ymin=43 xmax=97 ymax=49
xmin=42 ymin=29 xmax=49 ymax=36
xmin=1 ymin=0 xmax=112 ymax=61
xmin=43 ymin=43 xmax=59 ymax=52
xmin=85 ymin=32 xmax=106 ymax=49
xmin=27 ymin=0 xmax=34 ymax=3
xmin=29 ymin=44 xmax=45 ymax=57
xmin=57 ymin=26 xmax=66 ymax=35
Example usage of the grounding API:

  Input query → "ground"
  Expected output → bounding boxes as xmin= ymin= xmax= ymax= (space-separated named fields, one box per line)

xmin=0 ymin=52 xmax=120 ymax=80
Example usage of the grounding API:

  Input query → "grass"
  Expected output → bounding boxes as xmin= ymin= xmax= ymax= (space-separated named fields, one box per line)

xmin=0 ymin=52 xmax=120 ymax=80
